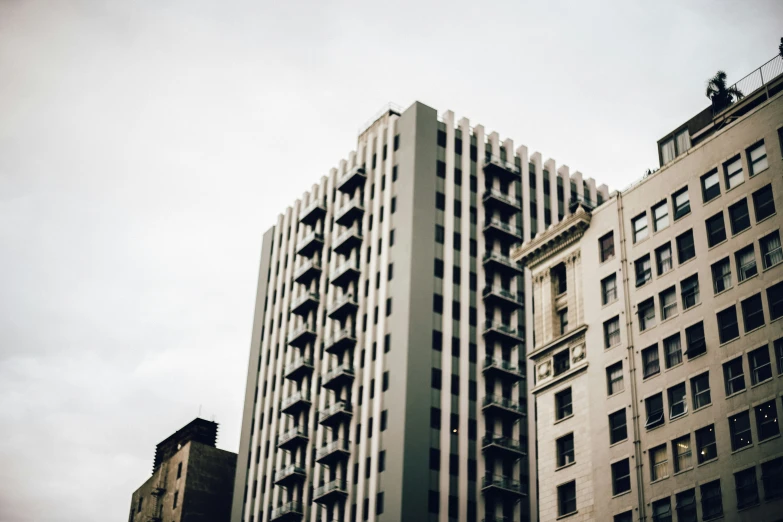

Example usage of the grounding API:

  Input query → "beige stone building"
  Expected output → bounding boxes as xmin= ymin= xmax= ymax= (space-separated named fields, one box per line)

xmin=516 ymin=56 xmax=783 ymax=522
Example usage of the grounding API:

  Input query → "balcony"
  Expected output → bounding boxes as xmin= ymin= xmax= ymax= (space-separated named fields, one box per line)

xmin=330 ymin=261 xmax=361 ymax=289
xmin=291 ymin=292 xmax=320 ymax=317
xmin=288 ymin=323 xmax=317 ymax=349
xmin=326 ymin=329 xmax=357 ymax=356
xmin=335 ymin=197 xmax=365 ymax=227
xmin=315 ymin=439 xmax=350 ymax=466
xmin=481 ymin=434 xmax=526 ymax=458
xmin=332 ymin=226 xmax=363 ymax=257
xmin=285 ymin=357 xmax=314 ymax=382
xmin=318 ymin=401 xmax=353 ymax=428
xmin=483 ymin=219 xmax=522 ymax=243
xmin=482 ymin=251 xmax=523 ymax=275
xmin=482 ymin=286 xmax=523 ymax=310
xmin=482 ymin=189 xmax=521 ymax=216
xmin=277 ymin=427 xmax=309 ymax=451
xmin=281 ymin=389 xmax=311 ymax=416
xmin=336 ymin=166 xmax=367 ymax=194
xmin=482 ymin=395 xmax=525 ymax=419
xmin=270 ymin=501 xmax=304 ymax=522
xmin=300 ymin=199 xmax=327 ymax=227
xmin=322 ymin=364 xmax=355 ymax=391
xmin=482 ymin=357 xmax=524 ymax=382
xmin=296 ymin=231 xmax=324 ymax=259
xmin=481 ymin=475 xmax=525 ymax=497
xmin=294 ymin=259 xmax=322 ymax=285
xmin=483 ymin=322 xmax=524 ymax=345
xmin=483 ymin=155 xmax=521 ymax=181
xmin=327 ymin=293 xmax=359 ymax=322
xmin=273 ymin=464 xmax=307 ymax=488
xmin=313 ymin=479 xmax=349 ymax=504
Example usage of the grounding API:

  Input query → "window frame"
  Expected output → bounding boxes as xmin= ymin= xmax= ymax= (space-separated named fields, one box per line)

xmin=606 ymin=362 xmax=624 ymax=396
xmin=611 ymin=459 xmax=632 ymax=495
xmin=711 ymin=257 xmax=732 ymax=294
xmin=599 ymin=232 xmax=615 ymax=262
xmin=609 ymin=409 xmax=628 ymax=444
xmin=557 ymin=480 xmax=577 ymax=516
xmin=747 ymin=140 xmax=768 ymax=176
xmin=690 ymin=372 xmax=711 ymax=410
xmin=705 ymin=211 xmax=727 ymax=247
xmin=752 ymin=184 xmax=776 ymax=222
xmin=723 ymin=357 xmax=746 ymax=396
xmin=728 ymin=198 xmax=751 ymax=235
xmin=701 ymin=169 xmax=721 ymax=203
xmin=652 ymin=200 xmax=669 ymax=232
xmin=723 ymin=155 xmax=744 ymax=190
xmin=672 ymin=435 xmax=692 ymax=473
xmin=672 ymin=186 xmax=691 ymax=220
xmin=717 ymin=305 xmax=740 ymax=344
xmin=748 ymin=345 xmax=772 ymax=385
xmin=695 ymin=425 xmax=717 ymax=464
xmin=741 ymin=293 xmax=765 ymax=332
xmin=729 ymin=410 xmax=753 ymax=451
xmin=632 ymin=212 xmax=649 ymax=243
xmin=754 ymin=400 xmax=780 ymax=441
xmin=655 ymin=242 xmax=673 ymax=276
xmin=642 ymin=345 xmax=660 ymax=378
xmin=760 ymin=231 xmax=783 ymax=270
xmin=676 ymin=230 xmax=695 ymax=263
xmin=650 ymin=444 xmax=669 ymax=482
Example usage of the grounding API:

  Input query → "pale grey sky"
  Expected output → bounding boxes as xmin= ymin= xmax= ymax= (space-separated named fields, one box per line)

xmin=0 ymin=1 xmax=780 ymax=520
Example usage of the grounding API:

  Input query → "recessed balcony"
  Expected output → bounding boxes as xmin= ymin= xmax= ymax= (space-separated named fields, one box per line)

xmin=483 ymin=321 xmax=524 ymax=345
xmin=322 ymin=364 xmax=355 ymax=392
xmin=332 ymin=226 xmax=363 ymax=257
xmin=483 ymin=155 xmax=521 ymax=182
xmin=288 ymin=323 xmax=317 ymax=349
xmin=273 ymin=464 xmax=307 ymax=488
xmin=277 ymin=427 xmax=309 ymax=451
xmin=315 ymin=439 xmax=350 ymax=466
xmin=297 ymin=231 xmax=324 ymax=259
xmin=330 ymin=262 xmax=361 ymax=289
xmin=281 ymin=389 xmax=311 ymax=416
xmin=270 ymin=501 xmax=303 ymax=522
xmin=481 ymin=474 xmax=525 ymax=497
xmin=313 ymin=479 xmax=349 ymax=505
xmin=482 ymin=357 xmax=524 ymax=382
xmin=327 ymin=293 xmax=359 ymax=322
xmin=482 ymin=286 xmax=523 ymax=310
xmin=325 ymin=329 xmax=357 ymax=356
xmin=300 ymin=199 xmax=327 ymax=227
xmin=336 ymin=166 xmax=367 ymax=194
xmin=483 ymin=219 xmax=523 ymax=243
xmin=481 ymin=434 xmax=526 ymax=459
xmin=294 ymin=260 xmax=322 ymax=286
xmin=291 ymin=292 xmax=320 ymax=317
xmin=481 ymin=395 xmax=525 ymax=419
xmin=285 ymin=357 xmax=314 ymax=382
xmin=318 ymin=401 xmax=353 ymax=428
xmin=482 ymin=189 xmax=521 ymax=216
xmin=482 ymin=251 xmax=523 ymax=276
xmin=335 ymin=197 xmax=365 ymax=228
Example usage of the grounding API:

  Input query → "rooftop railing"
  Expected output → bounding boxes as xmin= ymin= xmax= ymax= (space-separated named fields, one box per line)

xmin=713 ymin=54 xmax=783 ymax=117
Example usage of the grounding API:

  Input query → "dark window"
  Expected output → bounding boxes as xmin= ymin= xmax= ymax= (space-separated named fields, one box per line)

xmin=393 ymin=134 xmax=399 ymax=151
xmin=705 ymin=212 xmax=726 ymax=247
xmin=432 ymin=330 xmax=442 ymax=351
xmin=681 ymin=274 xmax=699 ymax=309
xmin=741 ymin=293 xmax=765 ymax=332
xmin=728 ymin=198 xmax=751 ymax=234
xmin=599 ymin=232 xmax=615 ymax=262
xmin=711 ymin=257 xmax=732 ymax=294
xmin=437 ymin=130 xmax=447 ymax=147
xmin=768 ymin=281 xmax=783 ymax=320
xmin=609 ymin=409 xmax=627 ymax=444
xmin=434 ymin=258 xmax=443 ymax=278
xmin=642 ymin=345 xmax=660 ymax=378
xmin=672 ymin=187 xmax=690 ymax=220
xmin=717 ymin=306 xmax=739 ymax=343
xmin=664 ymin=334 xmax=682 ymax=368
xmin=435 ymin=225 xmax=444 ymax=244
xmin=436 ymin=160 xmax=446 ymax=178
xmin=729 ymin=410 xmax=753 ymax=450
xmin=557 ymin=481 xmax=577 ymax=516
xmin=735 ymin=244 xmax=757 ymax=281
xmin=553 ymin=349 xmax=570 ymax=376
xmin=556 ymin=433 xmax=575 ymax=467
xmin=701 ymin=169 xmax=721 ymax=202
xmin=755 ymin=400 xmax=780 ymax=441
xmin=433 ymin=294 xmax=443 ymax=314
xmin=555 ymin=388 xmax=573 ymax=420
xmin=645 ymin=393 xmax=664 ymax=429
xmin=700 ymin=480 xmax=723 ymax=520
xmin=676 ymin=230 xmax=695 ymax=263
xmin=695 ymin=425 xmax=717 ymax=463
xmin=607 ymin=362 xmax=624 ymax=395
xmin=761 ymin=231 xmax=783 ymax=269
xmin=691 ymin=372 xmax=711 ymax=409
xmin=675 ymin=489 xmax=697 ymax=522
xmin=435 ymin=192 xmax=445 ymax=210
xmin=753 ymin=184 xmax=776 ymax=221
xmin=635 ymin=254 xmax=652 ymax=287
xmin=611 ymin=459 xmax=631 ymax=495
xmin=761 ymin=457 xmax=783 ymax=499
xmin=735 ymin=468 xmax=759 ymax=509
xmin=428 ymin=490 xmax=439 ymax=513
xmin=615 ymin=512 xmax=633 ymax=522
xmin=748 ymin=345 xmax=772 ymax=384
xmin=431 ymin=368 xmax=441 ymax=389
xmin=177 ymin=462 xmax=182 ymax=479
xmin=173 ymin=490 xmax=179 ymax=509
xmin=668 ymin=382 xmax=687 ymax=419
xmin=430 ymin=407 xmax=441 ymax=429
xmin=724 ymin=357 xmax=745 ymax=395
xmin=638 ymin=298 xmax=656 ymax=330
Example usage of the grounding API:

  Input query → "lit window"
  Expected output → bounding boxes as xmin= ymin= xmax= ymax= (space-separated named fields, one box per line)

xmin=672 ymin=187 xmax=690 ymax=220
xmin=632 ymin=213 xmax=648 ymax=242
xmin=723 ymin=156 xmax=743 ymax=190
xmin=650 ymin=445 xmax=669 ymax=481
xmin=690 ymin=372 xmax=711 ymax=409
xmin=672 ymin=435 xmax=692 ymax=473
xmin=747 ymin=141 xmax=768 ymax=176
xmin=735 ymin=245 xmax=758 ymax=281
xmin=652 ymin=201 xmax=669 ymax=231
xmin=695 ymin=425 xmax=717 ymax=464
xmin=701 ymin=169 xmax=720 ymax=202
xmin=711 ymin=257 xmax=731 ymax=294
xmin=729 ymin=410 xmax=753 ymax=451
xmin=723 ymin=357 xmax=745 ymax=396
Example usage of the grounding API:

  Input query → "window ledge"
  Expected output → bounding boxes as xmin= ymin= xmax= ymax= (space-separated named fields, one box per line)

xmin=554 ymin=413 xmax=575 ymax=426
xmin=725 ymin=180 xmax=746 ymax=195
xmin=609 ymin=438 xmax=629 ymax=449
xmin=640 ymin=324 xmax=658 ymax=335
xmin=744 ymin=325 xmax=766 ymax=336
xmin=719 ymin=337 xmax=740 ymax=348
xmin=650 ymin=476 xmax=670 ymax=485
xmin=636 ymin=279 xmax=653 ymax=290
xmin=713 ymin=286 xmax=733 ymax=297
xmin=633 ymin=236 xmax=650 ymax=248
xmin=755 ymin=212 xmax=777 ymax=226
xmin=642 ymin=372 xmax=661 ymax=382
xmin=763 ymin=261 xmax=782 ymax=272
xmin=703 ymin=194 xmax=722 ymax=206
xmin=751 ymin=378 xmax=773 ymax=389
xmin=646 ymin=423 xmax=666 ymax=432
xmin=731 ymin=226 xmax=751 ymax=239
xmin=686 ymin=351 xmax=708 ymax=363
xmin=726 ymin=389 xmax=747 ymax=399
xmin=708 ymin=239 xmax=728 ymax=251
xmin=664 ymin=362 xmax=684 ymax=373
xmin=673 ymin=467 xmax=693 ymax=477
xmin=738 ymin=273 xmax=759 ymax=285
xmin=557 ymin=510 xmax=578 ymax=520
xmin=555 ymin=461 xmax=577 ymax=472
xmin=683 ymin=302 xmax=701 ymax=313
xmin=697 ymin=457 xmax=718 ymax=468
xmin=693 ymin=403 xmax=713 ymax=413
xmin=759 ymin=434 xmax=782 ymax=445
xmin=669 ymin=413 xmax=689 ymax=424
xmin=731 ymin=444 xmax=754 ymax=455
xmin=737 ymin=502 xmax=761 ymax=513
xmin=611 ymin=490 xmax=632 ymax=499
xmin=660 ymin=314 xmax=680 ymax=325
xmin=678 ymin=257 xmax=696 ymax=268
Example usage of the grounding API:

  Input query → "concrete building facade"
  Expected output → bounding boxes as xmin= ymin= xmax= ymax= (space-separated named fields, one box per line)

xmin=516 ymin=58 xmax=783 ymax=522
xmin=129 ymin=418 xmax=237 ymax=522
xmin=230 ymin=101 xmax=609 ymax=522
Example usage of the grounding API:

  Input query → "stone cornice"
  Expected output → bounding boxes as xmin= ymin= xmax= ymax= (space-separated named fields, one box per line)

xmin=527 ymin=324 xmax=588 ymax=361
xmin=512 ymin=207 xmax=592 ymax=269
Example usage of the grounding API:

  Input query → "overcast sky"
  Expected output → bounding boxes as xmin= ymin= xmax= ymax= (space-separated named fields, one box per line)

xmin=0 ymin=1 xmax=781 ymax=520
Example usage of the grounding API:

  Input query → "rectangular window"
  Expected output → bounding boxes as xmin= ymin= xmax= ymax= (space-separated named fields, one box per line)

xmin=435 ymin=225 xmax=444 ymax=244
xmin=556 ymin=433 xmax=575 ymax=467
xmin=173 ymin=490 xmax=179 ymax=509
xmin=612 ymin=459 xmax=631 ymax=495
xmin=736 ymin=244 xmax=758 ymax=281
xmin=635 ymin=254 xmax=652 ymax=287
xmin=675 ymin=489 xmax=697 ymax=522
xmin=776 ymin=338 xmax=783 ymax=375
xmin=599 ymin=232 xmax=615 ymax=262
xmin=768 ymin=281 xmax=783 ymax=320
xmin=604 ymin=316 xmax=621 ymax=348
xmin=614 ymin=511 xmax=633 ymax=522
xmin=762 ymin=457 xmax=783 ymax=499
xmin=696 ymin=425 xmax=717 ymax=463
xmin=602 ymin=274 xmax=618 ymax=304
xmin=680 ymin=274 xmax=699 ymax=309
xmin=729 ymin=410 xmax=752 ymax=450
xmin=672 ymin=435 xmax=692 ymax=472
xmin=660 ymin=137 xmax=675 ymax=164
xmin=664 ymin=334 xmax=682 ymax=368
xmin=685 ymin=321 xmax=706 ymax=358
xmin=609 ymin=409 xmax=627 ymax=444
xmin=668 ymin=383 xmax=687 ymax=419
xmin=642 ymin=345 xmax=660 ymax=378
xmin=555 ymin=388 xmax=573 ymax=420
xmin=753 ymin=184 xmax=776 ymax=221
xmin=705 ymin=212 xmax=726 ymax=247
xmin=660 ymin=287 xmax=677 ymax=320
xmin=557 ymin=481 xmax=577 ymax=516
xmin=728 ymin=198 xmax=751 ymax=234
xmin=676 ymin=230 xmax=695 ymax=263
xmin=691 ymin=372 xmax=711 ymax=409
xmin=632 ymin=213 xmax=648 ymax=242
xmin=655 ymin=243 xmax=673 ymax=275
xmin=724 ymin=155 xmax=743 ymax=189
xmin=724 ymin=357 xmax=746 ymax=395
xmin=755 ymin=400 xmax=780 ymax=441
xmin=735 ymin=468 xmax=759 ymax=509
xmin=558 ymin=308 xmax=569 ymax=335
xmin=761 ymin=231 xmax=783 ymax=269
xmin=748 ymin=140 xmax=768 ymax=175
xmin=638 ymin=298 xmax=656 ymax=331
xmin=553 ymin=349 xmax=570 ymax=376
xmin=606 ymin=362 xmax=624 ymax=395
xmin=749 ymin=345 xmax=772 ymax=384
xmin=741 ymin=293 xmax=765 ymax=332
xmin=672 ymin=187 xmax=690 ymax=220
xmin=652 ymin=201 xmax=669 ymax=231
xmin=701 ymin=169 xmax=721 ymax=202
xmin=717 ymin=305 xmax=740 ymax=343
xmin=701 ymin=480 xmax=723 ymax=520
xmin=645 ymin=393 xmax=664 ymax=429
xmin=711 ymin=257 xmax=732 ymax=293
xmin=652 ymin=498 xmax=672 ymax=522
xmin=650 ymin=445 xmax=669 ymax=481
